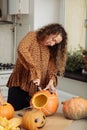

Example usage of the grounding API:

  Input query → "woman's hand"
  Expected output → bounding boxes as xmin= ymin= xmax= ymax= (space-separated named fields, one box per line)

xmin=33 ymin=78 xmax=40 ymax=86
xmin=44 ymin=79 xmax=57 ymax=94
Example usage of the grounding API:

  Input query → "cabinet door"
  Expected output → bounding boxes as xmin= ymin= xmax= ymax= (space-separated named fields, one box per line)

xmin=8 ymin=0 xmax=29 ymax=14
xmin=0 ymin=86 xmax=8 ymax=101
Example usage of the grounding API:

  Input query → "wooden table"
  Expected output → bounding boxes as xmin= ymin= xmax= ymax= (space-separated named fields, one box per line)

xmin=15 ymin=110 xmax=73 ymax=130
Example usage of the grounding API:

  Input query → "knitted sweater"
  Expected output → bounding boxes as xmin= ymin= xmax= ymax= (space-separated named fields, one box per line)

xmin=7 ymin=32 xmax=58 ymax=94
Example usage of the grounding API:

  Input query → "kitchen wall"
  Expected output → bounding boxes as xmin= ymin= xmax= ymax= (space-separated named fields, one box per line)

xmin=0 ymin=24 xmax=13 ymax=63
xmin=31 ymin=0 xmax=60 ymax=29
xmin=0 ymin=0 xmax=86 ymax=63
xmin=65 ymin=0 xmax=86 ymax=50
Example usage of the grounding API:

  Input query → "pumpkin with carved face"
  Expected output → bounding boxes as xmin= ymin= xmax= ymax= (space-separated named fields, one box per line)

xmin=22 ymin=109 xmax=46 ymax=130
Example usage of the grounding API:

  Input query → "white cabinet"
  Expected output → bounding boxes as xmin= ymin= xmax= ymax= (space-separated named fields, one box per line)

xmin=0 ymin=72 xmax=12 ymax=101
xmin=0 ymin=87 xmax=8 ymax=101
xmin=8 ymin=0 xmax=29 ymax=15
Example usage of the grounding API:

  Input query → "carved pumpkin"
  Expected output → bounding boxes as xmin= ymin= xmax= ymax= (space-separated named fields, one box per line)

xmin=31 ymin=90 xmax=59 ymax=116
xmin=22 ymin=109 xmax=46 ymax=130
xmin=0 ymin=103 xmax=14 ymax=119
xmin=62 ymin=97 xmax=87 ymax=120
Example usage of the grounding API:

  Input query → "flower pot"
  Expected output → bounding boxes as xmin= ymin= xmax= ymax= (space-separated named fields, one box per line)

xmin=83 ymin=56 xmax=87 ymax=72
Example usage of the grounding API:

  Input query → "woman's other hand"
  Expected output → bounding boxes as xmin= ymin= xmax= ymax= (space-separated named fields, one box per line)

xmin=44 ymin=79 xmax=57 ymax=94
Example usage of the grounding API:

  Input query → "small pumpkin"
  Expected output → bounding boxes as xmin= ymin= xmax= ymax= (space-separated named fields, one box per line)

xmin=31 ymin=90 xmax=59 ymax=116
xmin=22 ymin=109 xmax=46 ymax=130
xmin=0 ymin=103 xmax=14 ymax=119
xmin=62 ymin=97 xmax=87 ymax=120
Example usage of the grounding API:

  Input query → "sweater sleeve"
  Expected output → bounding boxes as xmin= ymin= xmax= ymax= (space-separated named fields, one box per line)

xmin=17 ymin=32 xmax=41 ymax=79
xmin=47 ymin=57 xmax=58 ymax=86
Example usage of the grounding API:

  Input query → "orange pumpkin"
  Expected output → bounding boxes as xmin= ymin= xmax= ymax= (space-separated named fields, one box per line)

xmin=22 ymin=109 xmax=46 ymax=130
xmin=31 ymin=90 xmax=59 ymax=116
xmin=0 ymin=103 xmax=14 ymax=119
xmin=62 ymin=97 xmax=87 ymax=120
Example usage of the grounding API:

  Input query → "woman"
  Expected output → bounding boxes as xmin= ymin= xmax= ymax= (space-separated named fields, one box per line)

xmin=7 ymin=23 xmax=67 ymax=110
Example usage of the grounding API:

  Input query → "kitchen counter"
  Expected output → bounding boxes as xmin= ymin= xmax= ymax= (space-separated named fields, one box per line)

xmin=16 ymin=110 xmax=73 ymax=130
xmin=64 ymin=70 xmax=87 ymax=82
xmin=66 ymin=119 xmax=87 ymax=130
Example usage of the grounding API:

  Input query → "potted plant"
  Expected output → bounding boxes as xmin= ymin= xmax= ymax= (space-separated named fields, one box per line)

xmin=65 ymin=50 xmax=83 ymax=72
xmin=81 ymin=49 xmax=87 ymax=74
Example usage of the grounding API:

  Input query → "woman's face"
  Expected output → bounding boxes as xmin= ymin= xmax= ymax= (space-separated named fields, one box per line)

xmin=43 ymin=34 xmax=63 ymax=46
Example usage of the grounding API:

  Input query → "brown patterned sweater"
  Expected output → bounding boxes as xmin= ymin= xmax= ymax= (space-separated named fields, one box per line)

xmin=7 ymin=32 xmax=58 ymax=94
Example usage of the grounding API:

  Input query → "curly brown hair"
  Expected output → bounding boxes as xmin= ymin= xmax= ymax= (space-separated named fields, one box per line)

xmin=37 ymin=23 xmax=68 ymax=76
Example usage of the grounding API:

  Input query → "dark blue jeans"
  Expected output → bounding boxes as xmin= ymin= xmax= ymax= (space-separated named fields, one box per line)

xmin=7 ymin=87 xmax=31 ymax=111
